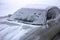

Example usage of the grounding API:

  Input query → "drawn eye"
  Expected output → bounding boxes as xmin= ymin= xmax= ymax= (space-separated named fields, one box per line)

xmin=34 ymin=13 xmax=36 ymax=14
xmin=20 ymin=12 xmax=23 ymax=14
xmin=38 ymin=13 xmax=41 ymax=15
xmin=21 ymin=13 xmax=23 ymax=14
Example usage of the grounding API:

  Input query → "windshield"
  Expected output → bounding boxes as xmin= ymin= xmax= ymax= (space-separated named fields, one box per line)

xmin=8 ymin=8 xmax=46 ymax=25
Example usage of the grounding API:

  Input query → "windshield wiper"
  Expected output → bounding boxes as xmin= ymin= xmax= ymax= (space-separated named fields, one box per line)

xmin=32 ymin=24 xmax=43 ymax=25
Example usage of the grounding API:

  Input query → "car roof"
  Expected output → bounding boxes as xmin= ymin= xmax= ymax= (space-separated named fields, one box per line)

xmin=23 ymin=4 xmax=50 ymax=9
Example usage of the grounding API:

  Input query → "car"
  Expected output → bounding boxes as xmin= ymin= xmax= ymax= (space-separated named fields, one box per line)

xmin=0 ymin=6 xmax=60 ymax=40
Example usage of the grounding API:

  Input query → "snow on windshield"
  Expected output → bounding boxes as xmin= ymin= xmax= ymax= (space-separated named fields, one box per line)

xmin=9 ymin=8 xmax=47 ymax=25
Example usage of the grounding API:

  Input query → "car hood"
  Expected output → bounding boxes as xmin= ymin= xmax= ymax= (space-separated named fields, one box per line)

xmin=0 ymin=20 xmax=44 ymax=40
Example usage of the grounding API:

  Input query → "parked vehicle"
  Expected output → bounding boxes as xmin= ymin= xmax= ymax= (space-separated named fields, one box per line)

xmin=0 ymin=6 xmax=60 ymax=40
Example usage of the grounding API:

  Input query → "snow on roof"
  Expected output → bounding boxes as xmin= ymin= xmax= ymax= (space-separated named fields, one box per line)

xmin=23 ymin=4 xmax=52 ymax=9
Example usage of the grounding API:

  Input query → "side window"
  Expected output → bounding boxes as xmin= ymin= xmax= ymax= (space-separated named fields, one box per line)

xmin=47 ymin=9 xmax=56 ymax=20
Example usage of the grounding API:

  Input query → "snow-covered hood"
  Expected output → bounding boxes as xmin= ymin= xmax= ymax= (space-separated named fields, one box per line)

xmin=0 ymin=20 xmax=46 ymax=40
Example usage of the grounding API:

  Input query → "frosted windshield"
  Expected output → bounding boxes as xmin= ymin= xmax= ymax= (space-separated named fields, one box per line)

xmin=9 ymin=8 xmax=46 ymax=25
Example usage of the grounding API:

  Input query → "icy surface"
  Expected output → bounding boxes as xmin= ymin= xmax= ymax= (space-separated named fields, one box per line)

xmin=0 ymin=18 xmax=43 ymax=40
xmin=0 ymin=6 xmax=60 ymax=40
xmin=9 ymin=8 xmax=47 ymax=25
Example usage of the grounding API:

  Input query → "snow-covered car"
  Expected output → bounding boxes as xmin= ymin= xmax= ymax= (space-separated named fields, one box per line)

xmin=0 ymin=6 xmax=60 ymax=40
